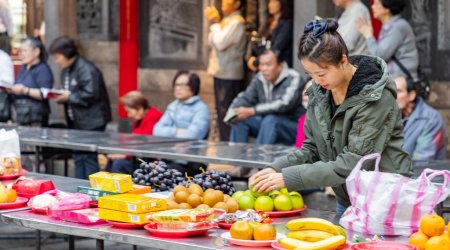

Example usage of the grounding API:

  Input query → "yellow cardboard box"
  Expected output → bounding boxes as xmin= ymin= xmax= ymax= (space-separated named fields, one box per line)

xmin=89 ymin=172 xmax=133 ymax=193
xmin=98 ymin=194 xmax=166 ymax=213
xmin=98 ymin=208 xmax=152 ymax=225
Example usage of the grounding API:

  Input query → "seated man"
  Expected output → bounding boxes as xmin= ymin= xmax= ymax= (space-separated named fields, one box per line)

xmin=228 ymin=49 xmax=305 ymax=145
xmin=395 ymin=76 xmax=447 ymax=160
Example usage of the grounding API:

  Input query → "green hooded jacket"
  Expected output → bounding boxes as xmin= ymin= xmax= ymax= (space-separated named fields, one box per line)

xmin=271 ymin=55 xmax=413 ymax=207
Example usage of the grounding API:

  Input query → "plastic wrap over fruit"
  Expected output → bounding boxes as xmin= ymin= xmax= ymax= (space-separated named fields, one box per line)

xmin=214 ymin=209 xmax=263 ymax=223
xmin=50 ymin=193 xmax=92 ymax=219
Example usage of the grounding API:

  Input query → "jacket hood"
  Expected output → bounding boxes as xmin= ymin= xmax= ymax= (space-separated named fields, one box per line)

xmin=308 ymin=55 xmax=396 ymax=107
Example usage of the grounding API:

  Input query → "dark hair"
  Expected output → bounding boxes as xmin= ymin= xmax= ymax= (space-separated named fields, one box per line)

xmin=298 ymin=19 xmax=348 ymax=66
xmin=259 ymin=49 xmax=283 ymax=63
xmin=172 ymin=70 xmax=201 ymax=96
xmin=381 ymin=0 xmax=406 ymax=15
xmin=22 ymin=36 xmax=48 ymax=62
xmin=49 ymin=36 xmax=78 ymax=59
xmin=279 ymin=0 xmax=294 ymax=20
xmin=120 ymin=91 xmax=150 ymax=110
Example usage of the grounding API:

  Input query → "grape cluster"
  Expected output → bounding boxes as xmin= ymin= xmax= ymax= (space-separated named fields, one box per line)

xmin=132 ymin=161 xmax=186 ymax=192
xmin=192 ymin=170 xmax=235 ymax=196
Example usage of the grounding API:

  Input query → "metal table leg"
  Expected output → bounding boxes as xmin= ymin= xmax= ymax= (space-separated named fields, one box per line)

xmin=96 ymin=239 xmax=104 ymax=250
xmin=69 ymin=235 xmax=75 ymax=250
xmin=36 ymin=230 xmax=41 ymax=250
xmin=133 ymin=245 xmax=138 ymax=250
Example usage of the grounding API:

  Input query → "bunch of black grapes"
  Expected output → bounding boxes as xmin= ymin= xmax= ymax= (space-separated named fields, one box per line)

xmin=132 ymin=161 xmax=186 ymax=192
xmin=192 ymin=170 xmax=235 ymax=195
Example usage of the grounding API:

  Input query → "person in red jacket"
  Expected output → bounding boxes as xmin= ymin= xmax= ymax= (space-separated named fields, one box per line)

xmin=108 ymin=91 xmax=162 ymax=174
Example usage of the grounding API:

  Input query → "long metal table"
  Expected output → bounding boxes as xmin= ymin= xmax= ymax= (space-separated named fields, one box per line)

xmin=98 ymin=141 xmax=296 ymax=168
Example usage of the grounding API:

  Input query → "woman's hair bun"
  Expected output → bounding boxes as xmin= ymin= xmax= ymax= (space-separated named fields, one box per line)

xmin=324 ymin=19 xmax=339 ymax=33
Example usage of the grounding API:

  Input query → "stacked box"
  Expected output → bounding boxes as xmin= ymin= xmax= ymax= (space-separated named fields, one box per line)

xmin=77 ymin=186 xmax=118 ymax=201
xmin=98 ymin=194 xmax=167 ymax=224
xmin=89 ymin=172 xmax=133 ymax=193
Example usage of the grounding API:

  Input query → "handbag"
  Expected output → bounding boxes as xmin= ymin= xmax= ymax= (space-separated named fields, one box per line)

xmin=0 ymin=91 xmax=11 ymax=122
xmin=14 ymin=99 xmax=48 ymax=125
xmin=339 ymin=153 xmax=450 ymax=236
xmin=392 ymin=56 xmax=431 ymax=100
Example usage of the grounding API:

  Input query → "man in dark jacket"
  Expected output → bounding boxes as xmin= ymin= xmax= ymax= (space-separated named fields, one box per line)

xmin=227 ymin=49 xmax=305 ymax=145
xmin=50 ymin=36 xmax=112 ymax=179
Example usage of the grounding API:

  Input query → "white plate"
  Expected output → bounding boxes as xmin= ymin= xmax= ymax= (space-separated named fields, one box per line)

xmin=220 ymin=232 xmax=285 ymax=247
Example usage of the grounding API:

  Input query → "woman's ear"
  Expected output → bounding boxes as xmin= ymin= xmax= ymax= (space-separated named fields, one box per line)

xmin=340 ymin=55 xmax=349 ymax=69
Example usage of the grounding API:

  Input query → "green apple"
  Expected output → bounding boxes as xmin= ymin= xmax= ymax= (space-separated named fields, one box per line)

xmin=231 ymin=191 xmax=245 ymax=201
xmin=268 ymin=190 xmax=281 ymax=198
xmin=290 ymin=195 xmax=304 ymax=209
xmin=254 ymin=196 xmax=274 ymax=212
xmin=280 ymin=188 xmax=289 ymax=195
xmin=273 ymin=194 xmax=292 ymax=211
xmin=244 ymin=190 xmax=254 ymax=197
xmin=250 ymin=185 xmax=268 ymax=198
xmin=238 ymin=195 xmax=255 ymax=210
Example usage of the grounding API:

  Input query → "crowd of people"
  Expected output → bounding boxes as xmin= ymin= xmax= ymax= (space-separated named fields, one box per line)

xmin=0 ymin=0 xmax=447 ymax=190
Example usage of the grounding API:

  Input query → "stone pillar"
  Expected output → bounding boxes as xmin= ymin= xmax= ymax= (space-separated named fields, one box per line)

xmin=44 ymin=0 xmax=78 ymax=125
xmin=292 ymin=0 xmax=336 ymax=72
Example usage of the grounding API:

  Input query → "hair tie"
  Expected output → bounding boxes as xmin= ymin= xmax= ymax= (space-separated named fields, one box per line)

xmin=303 ymin=20 xmax=328 ymax=39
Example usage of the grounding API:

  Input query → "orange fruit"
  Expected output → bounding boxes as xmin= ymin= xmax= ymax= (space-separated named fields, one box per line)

xmin=188 ymin=184 xmax=203 ymax=196
xmin=174 ymin=190 xmax=189 ymax=204
xmin=226 ymin=199 xmax=239 ymax=213
xmin=6 ymin=188 xmax=16 ymax=203
xmin=173 ymin=185 xmax=188 ymax=195
xmin=196 ymin=204 xmax=210 ymax=210
xmin=253 ymin=224 xmax=276 ymax=241
xmin=425 ymin=235 xmax=450 ymax=250
xmin=178 ymin=202 xmax=192 ymax=209
xmin=230 ymin=221 xmax=253 ymax=240
xmin=186 ymin=194 xmax=203 ymax=208
xmin=408 ymin=231 xmax=429 ymax=250
xmin=166 ymin=200 xmax=179 ymax=210
xmin=0 ymin=187 xmax=8 ymax=203
xmin=213 ymin=201 xmax=228 ymax=212
xmin=420 ymin=214 xmax=445 ymax=237
xmin=214 ymin=190 xmax=224 ymax=203
xmin=203 ymin=191 xmax=219 ymax=207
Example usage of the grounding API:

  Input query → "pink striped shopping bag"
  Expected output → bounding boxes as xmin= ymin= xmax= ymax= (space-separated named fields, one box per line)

xmin=339 ymin=153 xmax=450 ymax=236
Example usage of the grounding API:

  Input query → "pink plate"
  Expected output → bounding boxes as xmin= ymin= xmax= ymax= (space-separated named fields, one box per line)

xmin=262 ymin=205 xmax=307 ymax=217
xmin=351 ymin=241 xmax=418 ymax=250
xmin=0 ymin=169 xmax=27 ymax=180
xmin=144 ymin=224 xmax=211 ymax=237
xmin=0 ymin=197 xmax=29 ymax=209
xmin=108 ymin=220 xmax=146 ymax=229
xmin=221 ymin=232 xmax=285 ymax=247
xmin=271 ymin=241 xmax=352 ymax=250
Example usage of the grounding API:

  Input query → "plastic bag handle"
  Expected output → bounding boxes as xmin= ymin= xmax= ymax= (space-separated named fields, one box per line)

xmin=353 ymin=153 xmax=382 ymax=172
xmin=421 ymin=168 xmax=450 ymax=189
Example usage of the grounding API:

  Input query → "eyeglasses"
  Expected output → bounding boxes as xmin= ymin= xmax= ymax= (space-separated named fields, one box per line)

xmin=174 ymin=83 xmax=189 ymax=88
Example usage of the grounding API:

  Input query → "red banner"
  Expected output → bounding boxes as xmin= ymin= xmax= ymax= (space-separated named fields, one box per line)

xmin=119 ymin=0 xmax=139 ymax=117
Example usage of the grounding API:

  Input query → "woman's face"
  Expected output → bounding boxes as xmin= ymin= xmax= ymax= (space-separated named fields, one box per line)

xmin=268 ymin=0 xmax=281 ymax=15
xmin=371 ymin=0 xmax=391 ymax=19
xmin=301 ymin=59 xmax=347 ymax=91
xmin=19 ymin=42 xmax=40 ymax=65
xmin=222 ymin=0 xmax=239 ymax=15
xmin=125 ymin=106 xmax=146 ymax=121
xmin=174 ymin=74 xmax=194 ymax=102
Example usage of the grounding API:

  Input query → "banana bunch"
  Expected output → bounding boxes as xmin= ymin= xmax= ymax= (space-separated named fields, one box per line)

xmin=280 ymin=218 xmax=347 ymax=250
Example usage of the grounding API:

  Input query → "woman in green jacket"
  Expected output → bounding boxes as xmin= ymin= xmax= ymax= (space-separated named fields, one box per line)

xmin=249 ymin=19 xmax=412 ymax=220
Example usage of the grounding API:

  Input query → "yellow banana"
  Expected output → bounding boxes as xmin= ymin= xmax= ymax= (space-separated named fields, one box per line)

xmin=286 ymin=218 xmax=339 ymax=235
xmin=287 ymin=230 xmax=335 ymax=242
xmin=279 ymin=235 xmax=346 ymax=250
xmin=334 ymin=225 xmax=347 ymax=238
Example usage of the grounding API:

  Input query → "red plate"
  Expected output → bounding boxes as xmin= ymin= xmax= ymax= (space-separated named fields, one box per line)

xmin=0 ymin=197 xmax=29 ymax=209
xmin=351 ymin=241 xmax=418 ymax=250
xmin=217 ymin=221 xmax=234 ymax=229
xmin=221 ymin=232 xmax=285 ymax=247
xmin=262 ymin=205 xmax=307 ymax=217
xmin=144 ymin=224 xmax=211 ymax=237
xmin=271 ymin=241 xmax=352 ymax=250
xmin=0 ymin=169 xmax=27 ymax=180
xmin=108 ymin=220 xmax=146 ymax=229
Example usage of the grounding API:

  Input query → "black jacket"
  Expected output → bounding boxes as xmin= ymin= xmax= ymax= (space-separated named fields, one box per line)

xmin=61 ymin=56 xmax=112 ymax=130
xmin=270 ymin=19 xmax=293 ymax=67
